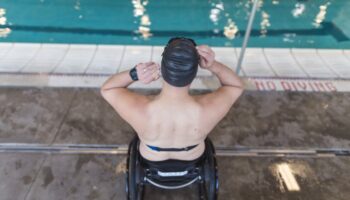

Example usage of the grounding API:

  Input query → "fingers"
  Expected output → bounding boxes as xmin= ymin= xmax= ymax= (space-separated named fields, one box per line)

xmin=197 ymin=47 xmax=214 ymax=59
xmin=145 ymin=61 xmax=156 ymax=67
xmin=197 ymin=45 xmax=214 ymax=55
xmin=196 ymin=45 xmax=210 ymax=53
xmin=136 ymin=62 xmax=156 ymax=74
xmin=143 ymin=67 xmax=158 ymax=77
xmin=142 ymin=70 xmax=160 ymax=84
xmin=148 ymin=70 xmax=161 ymax=82
xmin=196 ymin=45 xmax=215 ymax=69
xmin=136 ymin=62 xmax=157 ymax=74
xmin=137 ymin=62 xmax=161 ymax=84
xmin=197 ymin=48 xmax=211 ymax=59
xmin=135 ymin=63 xmax=147 ymax=75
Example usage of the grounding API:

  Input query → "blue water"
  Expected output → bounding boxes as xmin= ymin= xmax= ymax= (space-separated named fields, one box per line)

xmin=0 ymin=0 xmax=349 ymax=49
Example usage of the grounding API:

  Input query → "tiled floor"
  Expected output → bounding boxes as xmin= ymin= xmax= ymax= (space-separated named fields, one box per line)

xmin=0 ymin=43 xmax=350 ymax=91
xmin=22 ymin=44 xmax=69 ymax=73
xmin=263 ymin=48 xmax=307 ymax=77
xmin=86 ymin=45 xmax=124 ymax=75
xmin=291 ymin=49 xmax=338 ymax=78
xmin=119 ymin=45 xmax=152 ymax=72
xmin=343 ymin=50 xmax=350 ymax=60
xmin=0 ymin=43 xmax=41 ymax=72
xmin=317 ymin=49 xmax=350 ymax=78
xmin=239 ymin=48 xmax=276 ymax=77
xmin=53 ymin=45 xmax=96 ymax=74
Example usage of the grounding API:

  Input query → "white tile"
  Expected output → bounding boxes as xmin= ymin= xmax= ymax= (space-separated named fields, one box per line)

xmin=317 ymin=49 xmax=350 ymax=78
xmin=53 ymin=45 xmax=96 ymax=74
xmin=119 ymin=45 xmax=152 ymax=72
xmin=343 ymin=50 xmax=350 ymax=61
xmin=264 ymin=48 xmax=307 ymax=77
xmin=22 ymin=44 xmax=69 ymax=73
xmin=85 ymin=45 xmax=124 ymax=74
xmin=191 ymin=76 xmax=220 ymax=90
xmin=0 ymin=43 xmax=41 ymax=72
xmin=212 ymin=47 xmax=237 ymax=70
xmin=292 ymin=49 xmax=338 ymax=78
xmin=151 ymin=46 xmax=164 ymax=64
xmin=238 ymin=48 xmax=275 ymax=77
xmin=0 ymin=43 xmax=13 ymax=59
xmin=197 ymin=68 xmax=212 ymax=76
xmin=48 ymin=74 xmax=107 ymax=88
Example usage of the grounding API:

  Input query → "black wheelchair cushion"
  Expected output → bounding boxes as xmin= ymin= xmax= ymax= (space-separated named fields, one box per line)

xmin=139 ymin=153 xmax=206 ymax=186
xmin=140 ymin=153 xmax=205 ymax=172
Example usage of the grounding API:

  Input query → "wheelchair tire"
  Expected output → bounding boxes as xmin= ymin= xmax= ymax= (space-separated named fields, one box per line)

xmin=203 ymin=139 xmax=219 ymax=200
xmin=126 ymin=137 xmax=144 ymax=200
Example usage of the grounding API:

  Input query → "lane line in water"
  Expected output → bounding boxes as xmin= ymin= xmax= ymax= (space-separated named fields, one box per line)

xmin=0 ymin=21 xmax=348 ymax=41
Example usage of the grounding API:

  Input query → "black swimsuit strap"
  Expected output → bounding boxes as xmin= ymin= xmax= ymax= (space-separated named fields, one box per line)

xmin=147 ymin=144 xmax=199 ymax=152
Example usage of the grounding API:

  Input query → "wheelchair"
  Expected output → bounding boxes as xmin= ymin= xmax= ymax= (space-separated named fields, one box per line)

xmin=126 ymin=137 xmax=219 ymax=200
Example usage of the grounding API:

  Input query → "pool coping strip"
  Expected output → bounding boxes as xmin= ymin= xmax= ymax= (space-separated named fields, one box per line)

xmin=0 ymin=72 xmax=349 ymax=93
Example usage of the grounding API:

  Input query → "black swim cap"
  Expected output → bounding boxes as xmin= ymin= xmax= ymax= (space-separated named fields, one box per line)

xmin=161 ymin=37 xmax=199 ymax=87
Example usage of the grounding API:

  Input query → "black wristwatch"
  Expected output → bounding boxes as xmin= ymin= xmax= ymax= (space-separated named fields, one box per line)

xmin=129 ymin=66 xmax=139 ymax=81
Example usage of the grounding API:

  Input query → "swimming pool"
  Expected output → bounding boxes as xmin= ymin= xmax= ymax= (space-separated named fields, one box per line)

xmin=0 ymin=0 xmax=349 ymax=49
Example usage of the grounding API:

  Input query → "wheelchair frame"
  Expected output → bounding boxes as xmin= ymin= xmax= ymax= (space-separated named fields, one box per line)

xmin=125 ymin=137 xmax=218 ymax=200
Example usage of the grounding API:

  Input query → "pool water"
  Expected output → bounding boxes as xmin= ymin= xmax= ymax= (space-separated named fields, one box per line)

xmin=0 ymin=0 xmax=349 ymax=49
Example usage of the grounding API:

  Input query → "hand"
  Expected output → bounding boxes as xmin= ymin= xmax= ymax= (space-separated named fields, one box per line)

xmin=197 ymin=45 xmax=215 ymax=70
xmin=136 ymin=62 xmax=161 ymax=84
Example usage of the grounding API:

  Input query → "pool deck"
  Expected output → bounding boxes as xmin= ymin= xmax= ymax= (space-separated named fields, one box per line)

xmin=1 ymin=88 xmax=350 ymax=200
xmin=1 ymin=43 xmax=350 ymax=199
xmin=1 ymin=43 xmax=350 ymax=92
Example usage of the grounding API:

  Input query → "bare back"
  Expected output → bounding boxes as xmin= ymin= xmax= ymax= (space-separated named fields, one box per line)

xmin=135 ymin=95 xmax=208 ymax=161
xmin=102 ymin=86 xmax=242 ymax=161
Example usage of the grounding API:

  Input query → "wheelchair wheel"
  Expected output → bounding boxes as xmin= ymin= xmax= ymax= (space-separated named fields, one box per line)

xmin=202 ymin=139 xmax=219 ymax=200
xmin=126 ymin=137 xmax=144 ymax=200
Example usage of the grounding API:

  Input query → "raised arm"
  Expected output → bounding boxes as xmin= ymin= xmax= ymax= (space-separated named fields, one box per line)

xmin=210 ymin=61 xmax=243 ymax=89
xmin=100 ymin=62 xmax=160 ymax=124
xmin=195 ymin=45 xmax=244 ymax=131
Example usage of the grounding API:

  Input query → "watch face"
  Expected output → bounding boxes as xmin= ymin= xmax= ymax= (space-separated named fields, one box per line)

xmin=130 ymin=67 xmax=139 ymax=81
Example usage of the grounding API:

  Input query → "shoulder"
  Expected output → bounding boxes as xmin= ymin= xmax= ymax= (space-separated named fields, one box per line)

xmin=192 ymin=87 xmax=243 ymax=129
xmin=101 ymin=89 xmax=155 ymax=126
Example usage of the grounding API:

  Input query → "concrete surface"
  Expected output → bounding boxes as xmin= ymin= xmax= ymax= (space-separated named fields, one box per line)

xmin=0 ymin=153 xmax=45 ymax=200
xmin=2 ymin=153 xmax=350 ymax=200
xmin=0 ymin=88 xmax=350 ymax=199
xmin=0 ymin=88 xmax=76 ymax=143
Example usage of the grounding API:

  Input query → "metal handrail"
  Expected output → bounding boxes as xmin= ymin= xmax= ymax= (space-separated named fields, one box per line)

xmin=236 ymin=0 xmax=260 ymax=75
xmin=1 ymin=143 xmax=349 ymax=157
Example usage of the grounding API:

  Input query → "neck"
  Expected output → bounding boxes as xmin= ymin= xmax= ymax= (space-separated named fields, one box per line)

xmin=159 ymin=81 xmax=190 ymax=99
